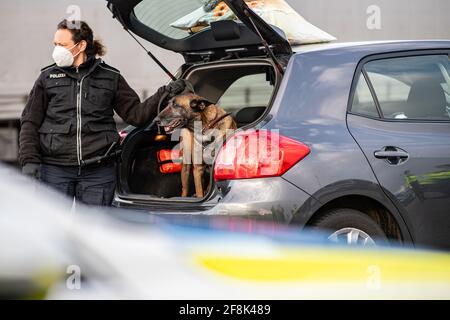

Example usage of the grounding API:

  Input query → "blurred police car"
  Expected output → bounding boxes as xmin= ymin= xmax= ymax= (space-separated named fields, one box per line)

xmin=0 ymin=164 xmax=449 ymax=299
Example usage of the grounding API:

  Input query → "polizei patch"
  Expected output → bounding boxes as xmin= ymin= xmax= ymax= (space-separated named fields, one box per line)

xmin=49 ymin=73 xmax=66 ymax=79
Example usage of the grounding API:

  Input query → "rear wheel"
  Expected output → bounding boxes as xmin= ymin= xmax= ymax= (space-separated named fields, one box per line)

xmin=311 ymin=209 xmax=388 ymax=246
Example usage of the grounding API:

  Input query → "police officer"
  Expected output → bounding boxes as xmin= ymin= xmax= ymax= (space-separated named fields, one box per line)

xmin=19 ymin=19 xmax=186 ymax=206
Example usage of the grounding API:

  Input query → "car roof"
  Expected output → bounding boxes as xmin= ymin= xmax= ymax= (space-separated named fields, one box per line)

xmin=292 ymin=40 xmax=450 ymax=55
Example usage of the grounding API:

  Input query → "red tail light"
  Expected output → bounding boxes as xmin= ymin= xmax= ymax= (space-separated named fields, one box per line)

xmin=157 ymin=149 xmax=182 ymax=174
xmin=157 ymin=149 xmax=182 ymax=163
xmin=214 ymin=130 xmax=310 ymax=181
xmin=159 ymin=162 xmax=182 ymax=174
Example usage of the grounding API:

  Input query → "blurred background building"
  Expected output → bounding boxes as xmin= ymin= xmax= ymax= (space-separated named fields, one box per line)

xmin=1 ymin=0 xmax=449 ymax=162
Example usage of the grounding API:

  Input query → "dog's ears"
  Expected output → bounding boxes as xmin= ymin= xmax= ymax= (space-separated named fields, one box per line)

xmin=190 ymin=98 xmax=213 ymax=111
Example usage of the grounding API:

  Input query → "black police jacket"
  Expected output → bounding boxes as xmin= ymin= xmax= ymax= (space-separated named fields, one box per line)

xmin=19 ymin=57 xmax=167 ymax=167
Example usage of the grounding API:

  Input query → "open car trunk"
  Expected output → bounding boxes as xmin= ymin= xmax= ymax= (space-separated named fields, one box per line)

xmin=107 ymin=0 xmax=291 ymax=205
xmin=127 ymin=132 xmax=210 ymax=199
xmin=116 ymin=59 xmax=280 ymax=202
xmin=106 ymin=0 xmax=292 ymax=63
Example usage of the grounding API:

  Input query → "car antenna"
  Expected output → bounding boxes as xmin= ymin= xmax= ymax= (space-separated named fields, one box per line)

xmin=124 ymin=29 xmax=177 ymax=81
xmin=243 ymin=9 xmax=284 ymax=75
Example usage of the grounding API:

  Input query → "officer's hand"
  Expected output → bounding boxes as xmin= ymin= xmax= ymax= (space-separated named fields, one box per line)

xmin=165 ymin=79 xmax=193 ymax=98
xmin=22 ymin=163 xmax=41 ymax=180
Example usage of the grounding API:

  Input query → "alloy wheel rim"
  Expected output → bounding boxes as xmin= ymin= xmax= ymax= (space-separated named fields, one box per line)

xmin=328 ymin=228 xmax=376 ymax=246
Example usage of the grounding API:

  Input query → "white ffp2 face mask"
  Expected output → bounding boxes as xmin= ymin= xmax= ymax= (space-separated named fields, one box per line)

xmin=52 ymin=43 xmax=80 ymax=67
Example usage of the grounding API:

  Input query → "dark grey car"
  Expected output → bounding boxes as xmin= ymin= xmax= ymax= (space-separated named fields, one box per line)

xmin=107 ymin=0 xmax=450 ymax=249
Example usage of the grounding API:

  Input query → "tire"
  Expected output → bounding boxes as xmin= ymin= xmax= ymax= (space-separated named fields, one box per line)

xmin=311 ymin=208 xmax=388 ymax=246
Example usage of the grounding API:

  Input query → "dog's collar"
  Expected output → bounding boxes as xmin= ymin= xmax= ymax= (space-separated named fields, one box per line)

xmin=202 ymin=112 xmax=233 ymax=134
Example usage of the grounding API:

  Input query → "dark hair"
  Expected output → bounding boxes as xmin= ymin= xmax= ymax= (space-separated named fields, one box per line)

xmin=57 ymin=19 xmax=106 ymax=57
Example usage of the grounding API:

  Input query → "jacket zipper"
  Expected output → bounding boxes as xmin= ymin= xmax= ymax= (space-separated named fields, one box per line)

xmin=76 ymin=75 xmax=87 ymax=167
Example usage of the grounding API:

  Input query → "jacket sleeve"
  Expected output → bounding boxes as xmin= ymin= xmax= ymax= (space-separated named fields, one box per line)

xmin=114 ymin=75 xmax=167 ymax=127
xmin=18 ymin=75 xmax=47 ymax=167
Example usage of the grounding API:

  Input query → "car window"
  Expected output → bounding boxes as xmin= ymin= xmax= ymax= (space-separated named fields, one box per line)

xmin=134 ymin=0 xmax=203 ymax=40
xmin=351 ymin=73 xmax=379 ymax=118
xmin=217 ymin=73 xmax=275 ymax=113
xmin=364 ymin=55 xmax=450 ymax=120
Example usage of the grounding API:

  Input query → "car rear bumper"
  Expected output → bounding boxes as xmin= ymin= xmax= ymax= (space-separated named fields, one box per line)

xmin=113 ymin=177 xmax=314 ymax=225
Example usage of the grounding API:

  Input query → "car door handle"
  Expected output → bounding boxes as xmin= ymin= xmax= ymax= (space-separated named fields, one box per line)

xmin=374 ymin=147 xmax=409 ymax=164
xmin=374 ymin=150 xmax=409 ymax=158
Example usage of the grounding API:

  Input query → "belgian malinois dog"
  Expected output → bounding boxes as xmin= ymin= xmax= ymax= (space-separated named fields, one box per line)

xmin=155 ymin=93 xmax=237 ymax=198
